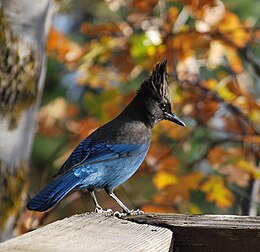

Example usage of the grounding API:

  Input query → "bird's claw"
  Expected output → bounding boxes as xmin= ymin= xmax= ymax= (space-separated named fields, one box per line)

xmin=113 ymin=209 xmax=144 ymax=217
xmin=113 ymin=211 xmax=126 ymax=217
xmin=127 ymin=209 xmax=144 ymax=215
xmin=95 ymin=207 xmax=113 ymax=215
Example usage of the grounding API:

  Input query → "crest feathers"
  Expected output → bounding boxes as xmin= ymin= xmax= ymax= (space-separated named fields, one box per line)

xmin=137 ymin=59 xmax=170 ymax=101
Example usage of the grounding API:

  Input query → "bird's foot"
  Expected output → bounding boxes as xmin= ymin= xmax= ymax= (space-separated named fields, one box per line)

xmin=95 ymin=206 xmax=113 ymax=215
xmin=113 ymin=211 xmax=127 ymax=217
xmin=113 ymin=209 xmax=144 ymax=217
xmin=127 ymin=209 xmax=144 ymax=215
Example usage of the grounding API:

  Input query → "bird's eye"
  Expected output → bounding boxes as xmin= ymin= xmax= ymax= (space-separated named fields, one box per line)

xmin=160 ymin=103 xmax=167 ymax=112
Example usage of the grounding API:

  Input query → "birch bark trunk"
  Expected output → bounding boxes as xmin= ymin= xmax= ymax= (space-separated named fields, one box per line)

xmin=0 ymin=0 xmax=58 ymax=241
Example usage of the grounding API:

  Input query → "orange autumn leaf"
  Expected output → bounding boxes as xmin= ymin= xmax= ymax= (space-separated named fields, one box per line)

xmin=141 ymin=205 xmax=172 ymax=213
xmin=148 ymin=143 xmax=171 ymax=160
xmin=112 ymin=49 xmax=136 ymax=76
xmin=201 ymin=176 xmax=233 ymax=208
xmin=159 ymin=120 xmax=187 ymax=140
xmin=47 ymin=27 xmax=70 ymax=59
xmin=156 ymin=171 xmax=203 ymax=201
xmin=208 ymin=146 xmax=228 ymax=167
xmin=208 ymin=39 xmax=244 ymax=74
xmin=172 ymin=32 xmax=209 ymax=60
xmin=223 ymin=116 xmax=256 ymax=135
xmin=47 ymin=27 xmax=82 ymax=62
xmin=182 ymin=171 xmax=204 ymax=191
xmin=158 ymin=156 xmax=180 ymax=172
xmin=132 ymin=0 xmax=158 ymax=12
xmin=167 ymin=6 xmax=179 ymax=23
xmin=81 ymin=22 xmax=121 ymax=36
xmin=73 ymin=118 xmax=101 ymax=139
xmin=242 ymin=135 xmax=260 ymax=144
xmin=223 ymin=44 xmax=244 ymax=73
xmin=183 ymin=93 xmax=219 ymax=123
xmin=180 ymin=0 xmax=216 ymax=12
xmin=218 ymin=11 xmax=250 ymax=48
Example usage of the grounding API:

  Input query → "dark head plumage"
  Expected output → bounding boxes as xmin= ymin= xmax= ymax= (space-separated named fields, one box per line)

xmin=137 ymin=59 xmax=171 ymax=102
xmin=135 ymin=60 xmax=185 ymax=127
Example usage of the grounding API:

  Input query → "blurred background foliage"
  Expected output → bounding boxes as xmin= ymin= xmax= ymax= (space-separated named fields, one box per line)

xmin=25 ymin=0 xmax=259 ymax=231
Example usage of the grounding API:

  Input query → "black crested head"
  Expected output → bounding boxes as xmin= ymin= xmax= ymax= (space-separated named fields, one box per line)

xmin=135 ymin=60 xmax=186 ymax=127
xmin=137 ymin=59 xmax=170 ymax=102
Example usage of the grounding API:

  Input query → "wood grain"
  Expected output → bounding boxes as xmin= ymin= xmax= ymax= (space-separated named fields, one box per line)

xmin=123 ymin=213 xmax=260 ymax=252
xmin=0 ymin=213 xmax=173 ymax=252
xmin=1 ymin=213 xmax=260 ymax=251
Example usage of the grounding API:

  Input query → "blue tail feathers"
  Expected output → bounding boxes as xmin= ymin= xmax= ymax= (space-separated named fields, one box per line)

xmin=27 ymin=172 xmax=81 ymax=212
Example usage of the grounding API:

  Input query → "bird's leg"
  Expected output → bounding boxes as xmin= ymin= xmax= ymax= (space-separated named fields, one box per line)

xmin=89 ymin=189 xmax=102 ymax=212
xmin=107 ymin=191 xmax=144 ymax=216
xmin=108 ymin=192 xmax=131 ymax=213
xmin=88 ymin=190 xmax=113 ymax=214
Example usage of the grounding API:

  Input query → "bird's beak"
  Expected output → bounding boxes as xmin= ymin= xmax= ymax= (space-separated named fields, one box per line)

xmin=164 ymin=112 xmax=186 ymax=127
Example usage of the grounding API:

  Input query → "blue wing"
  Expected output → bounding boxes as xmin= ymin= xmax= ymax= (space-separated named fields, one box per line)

xmin=57 ymin=137 xmax=150 ymax=176
xmin=28 ymin=139 xmax=150 ymax=212
xmin=27 ymin=171 xmax=80 ymax=212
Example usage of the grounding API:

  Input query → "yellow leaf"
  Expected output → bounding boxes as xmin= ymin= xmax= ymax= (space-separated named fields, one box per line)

xmin=201 ymin=176 xmax=233 ymax=208
xmin=153 ymin=171 xmax=178 ymax=190
xmin=250 ymin=109 xmax=260 ymax=124
xmin=188 ymin=203 xmax=202 ymax=214
xmin=223 ymin=44 xmax=244 ymax=73
xmin=218 ymin=12 xmax=250 ymax=48
xmin=237 ymin=160 xmax=260 ymax=179
xmin=217 ymin=84 xmax=236 ymax=101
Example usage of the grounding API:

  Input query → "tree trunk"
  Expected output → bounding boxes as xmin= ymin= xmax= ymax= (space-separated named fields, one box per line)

xmin=0 ymin=0 xmax=57 ymax=241
xmin=239 ymin=156 xmax=260 ymax=216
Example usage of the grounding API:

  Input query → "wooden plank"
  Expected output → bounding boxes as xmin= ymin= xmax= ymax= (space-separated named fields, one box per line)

xmin=123 ymin=213 xmax=260 ymax=252
xmin=0 ymin=213 xmax=173 ymax=252
xmin=2 ymin=213 xmax=259 ymax=251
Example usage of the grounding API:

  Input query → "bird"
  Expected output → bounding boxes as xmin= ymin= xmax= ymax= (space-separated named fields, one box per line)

xmin=27 ymin=60 xmax=185 ymax=215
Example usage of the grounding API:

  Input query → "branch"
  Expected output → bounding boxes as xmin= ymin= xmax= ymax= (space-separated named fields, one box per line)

xmin=182 ymin=80 xmax=260 ymax=136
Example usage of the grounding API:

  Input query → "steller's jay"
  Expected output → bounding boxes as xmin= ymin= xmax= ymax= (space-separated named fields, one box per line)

xmin=27 ymin=60 xmax=185 ymax=214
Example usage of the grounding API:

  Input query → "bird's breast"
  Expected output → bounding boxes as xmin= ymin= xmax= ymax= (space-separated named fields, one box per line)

xmin=109 ymin=121 xmax=152 ymax=145
xmin=76 ymin=142 xmax=150 ymax=191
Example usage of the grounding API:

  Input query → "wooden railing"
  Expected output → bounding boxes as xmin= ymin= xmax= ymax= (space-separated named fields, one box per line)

xmin=0 ymin=213 xmax=259 ymax=251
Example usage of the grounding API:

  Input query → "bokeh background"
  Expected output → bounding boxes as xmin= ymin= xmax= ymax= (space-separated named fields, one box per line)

xmin=1 ymin=0 xmax=260 ymax=238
